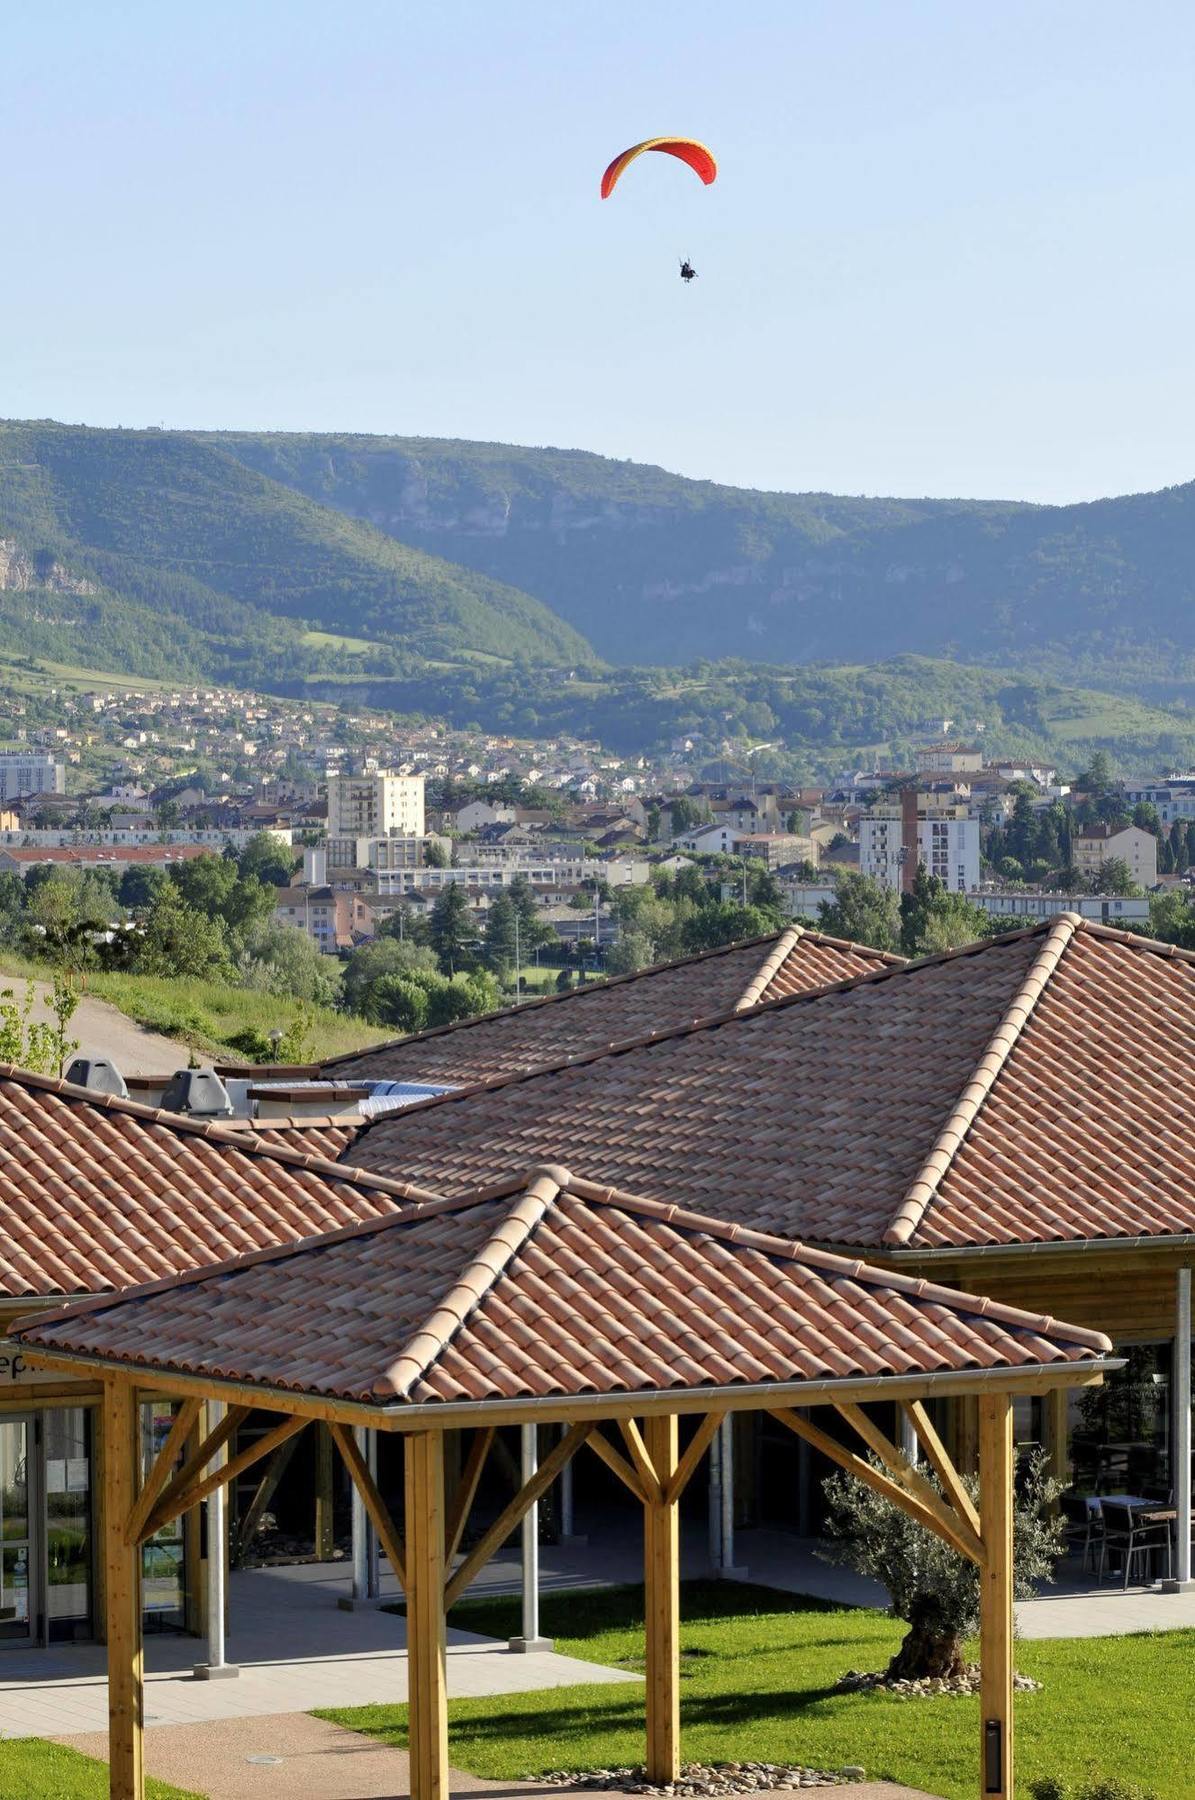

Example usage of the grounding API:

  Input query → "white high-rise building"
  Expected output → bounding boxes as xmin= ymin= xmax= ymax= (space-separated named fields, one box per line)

xmin=859 ymin=800 xmax=980 ymax=893
xmin=325 ymin=770 xmax=425 ymax=840
xmin=0 ymin=751 xmax=66 ymax=804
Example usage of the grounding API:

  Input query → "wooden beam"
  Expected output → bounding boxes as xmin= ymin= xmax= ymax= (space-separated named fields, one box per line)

xmin=102 ymin=1378 xmax=144 ymax=1800
xmin=445 ymin=1426 xmax=494 ymax=1563
xmin=406 ymin=1431 xmax=449 ymax=1800
xmin=143 ymin=1415 xmax=306 ymax=1541
xmin=123 ymin=1398 xmax=201 ymax=1547
xmin=835 ymin=1402 xmax=984 ymax=1565
xmin=445 ymin=1422 xmax=590 ymax=1607
xmin=587 ymin=1427 xmax=650 ymax=1503
xmin=978 ymin=1395 xmax=1015 ymax=1800
xmin=619 ymin=1418 xmax=664 ymax=1503
xmin=147 ymin=1404 xmax=249 ymax=1530
xmin=329 ymin=1422 xmax=407 ymax=1590
xmin=231 ymin=1428 xmax=304 ymax=1566
xmin=901 ymin=1400 xmax=984 ymax=1541
xmin=643 ymin=1415 xmax=680 ymax=1786
xmin=768 ymin=1408 xmax=981 ymax=1563
xmin=665 ymin=1410 xmax=726 ymax=1505
xmin=314 ymin=1422 xmax=335 ymax=1559
xmin=1046 ymin=1387 xmax=1069 ymax=1492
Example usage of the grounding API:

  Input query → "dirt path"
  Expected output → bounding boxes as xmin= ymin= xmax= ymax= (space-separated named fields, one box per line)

xmin=2 ymin=974 xmax=185 ymax=1076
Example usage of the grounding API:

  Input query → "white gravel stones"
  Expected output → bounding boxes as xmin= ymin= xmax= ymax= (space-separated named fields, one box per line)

xmin=532 ymin=1761 xmax=865 ymax=1793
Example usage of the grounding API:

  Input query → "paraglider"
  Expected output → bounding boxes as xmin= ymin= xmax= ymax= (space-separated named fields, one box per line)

xmin=599 ymin=137 xmax=717 ymax=200
xmin=679 ymin=259 xmax=697 ymax=283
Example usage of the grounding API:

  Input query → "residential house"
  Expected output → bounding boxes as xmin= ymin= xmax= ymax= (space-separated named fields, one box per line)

xmin=1073 ymin=823 xmax=1158 ymax=889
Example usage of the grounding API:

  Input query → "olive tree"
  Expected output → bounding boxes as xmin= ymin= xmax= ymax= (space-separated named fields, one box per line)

xmin=820 ymin=1447 xmax=1063 ymax=1680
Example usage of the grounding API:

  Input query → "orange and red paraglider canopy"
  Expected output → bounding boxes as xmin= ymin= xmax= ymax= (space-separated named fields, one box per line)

xmin=600 ymin=137 xmax=717 ymax=199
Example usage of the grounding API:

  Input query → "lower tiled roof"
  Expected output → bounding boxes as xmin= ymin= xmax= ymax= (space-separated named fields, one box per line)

xmin=318 ymin=927 xmax=900 ymax=1088
xmin=343 ymin=919 xmax=1195 ymax=1252
xmin=0 ymin=1067 xmax=434 ymax=1298
xmin=229 ymin=1119 xmax=365 ymax=1160
xmin=13 ymin=1167 xmax=1111 ymax=1409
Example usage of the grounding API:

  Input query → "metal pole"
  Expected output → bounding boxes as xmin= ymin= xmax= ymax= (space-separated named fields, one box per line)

xmin=719 ymin=1417 xmax=735 ymax=1573
xmin=1164 ymin=1267 xmax=1193 ymax=1592
xmin=367 ymin=1428 xmax=380 ymax=1598
xmin=899 ymin=1407 xmax=920 ymax=1466
xmin=707 ymin=1427 xmax=723 ymax=1570
xmin=509 ymin=1423 xmax=551 ymax=1650
xmin=193 ymin=1400 xmax=237 ymax=1678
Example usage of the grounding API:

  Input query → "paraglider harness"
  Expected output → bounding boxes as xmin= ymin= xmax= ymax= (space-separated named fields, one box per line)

xmin=679 ymin=259 xmax=697 ymax=282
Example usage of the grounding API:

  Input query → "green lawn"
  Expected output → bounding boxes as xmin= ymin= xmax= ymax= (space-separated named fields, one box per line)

xmin=320 ymin=1582 xmax=1190 ymax=1800
xmin=0 ymin=1738 xmax=198 ymax=1799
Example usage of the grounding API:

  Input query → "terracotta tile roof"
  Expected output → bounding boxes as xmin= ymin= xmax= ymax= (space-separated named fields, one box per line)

xmin=319 ymin=927 xmax=901 ymax=1087
xmin=228 ymin=1119 xmax=366 ymax=1160
xmin=343 ymin=918 xmax=1195 ymax=1252
xmin=345 ymin=931 xmax=1043 ymax=1245
xmin=13 ymin=1167 xmax=1111 ymax=1408
xmin=0 ymin=1067 xmax=434 ymax=1299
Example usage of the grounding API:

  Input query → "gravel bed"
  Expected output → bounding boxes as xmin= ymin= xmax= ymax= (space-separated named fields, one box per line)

xmin=836 ymin=1664 xmax=1041 ymax=1699
xmin=533 ymin=1761 xmax=867 ymax=1793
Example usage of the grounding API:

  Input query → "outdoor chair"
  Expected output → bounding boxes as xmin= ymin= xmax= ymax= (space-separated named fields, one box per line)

xmin=1059 ymin=1491 xmax=1102 ymax=1573
xmin=1097 ymin=1500 xmax=1173 ymax=1589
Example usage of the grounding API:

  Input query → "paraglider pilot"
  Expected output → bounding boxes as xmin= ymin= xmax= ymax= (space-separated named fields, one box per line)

xmin=679 ymin=259 xmax=697 ymax=282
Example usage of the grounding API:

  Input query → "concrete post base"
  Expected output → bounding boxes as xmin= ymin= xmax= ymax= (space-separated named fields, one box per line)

xmin=507 ymin=1634 xmax=554 ymax=1653
xmin=557 ymin=1533 xmax=589 ymax=1547
xmin=336 ymin=1594 xmax=390 ymax=1612
xmin=1160 ymin=1578 xmax=1195 ymax=1594
xmin=711 ymin=1564 xmax=750 ymax=1581
xmin=192 ymin=1662 xmax=239 ymax=1680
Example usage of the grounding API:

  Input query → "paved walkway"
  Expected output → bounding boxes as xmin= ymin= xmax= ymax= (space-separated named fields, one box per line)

xmin=60 ymin=1713 xmax=944 ymax=1800
xmin=8 ymin=972 xmax=184 ymax=1074
xmin=0 ymin=1562 xmax=631 ymax=1741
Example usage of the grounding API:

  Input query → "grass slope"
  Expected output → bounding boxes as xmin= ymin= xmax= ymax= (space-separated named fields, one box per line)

xmin=322 ymin=1583 xmax=1191 ymax=1800
xmin=0 ymin=419 xmax=594 ymax=678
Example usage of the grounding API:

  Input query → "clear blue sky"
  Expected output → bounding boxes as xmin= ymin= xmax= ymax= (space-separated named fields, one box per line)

xmin=5 ymin=1 xmax=1194 ymax=502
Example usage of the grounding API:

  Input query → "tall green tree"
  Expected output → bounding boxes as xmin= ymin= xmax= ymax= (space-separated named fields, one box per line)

xmin=899 ymin=867 xmax=987 ymax=957
xmin=817 ymin=872 xmax=901 ymax=953
xmin=429 ymin=883 xmax=477 ymax=974
xmin=483 ymin=892 xmax=520 ymax=976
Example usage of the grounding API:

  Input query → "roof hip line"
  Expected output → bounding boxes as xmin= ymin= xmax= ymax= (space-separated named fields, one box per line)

xmin=377 ymin=1163 xmax=567 ymax=1399
xmin=883 ymin=911 xmax=1083 ymax=1248
xmin=734 ymin=925 xmax=802 ymax=1010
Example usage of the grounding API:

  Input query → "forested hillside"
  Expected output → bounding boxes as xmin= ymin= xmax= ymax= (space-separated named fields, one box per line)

xmin=0 ymin=420 xmax=592 ymax=679
xmin=218 ymin=430 xmax=1195 ymax=684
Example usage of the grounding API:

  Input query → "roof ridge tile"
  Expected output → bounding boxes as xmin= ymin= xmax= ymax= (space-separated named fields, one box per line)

xmin=734 ymin=926 xmax=802 ymax=1010
xmin=883 ymin=913 xmax=1082 ymax=1247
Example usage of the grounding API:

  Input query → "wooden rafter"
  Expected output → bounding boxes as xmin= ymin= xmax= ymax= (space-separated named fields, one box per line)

xmin=587 ymin=1427 xmax=650 ymax=1503
xmin=834 ymin=1401 xmax=984 ymax=1565
xmin=231 ymin=1427 xmax=305 ymax=1566
xmin=445 ymin=1421 xmax=590 ymax=1607
xmin=123 ymin=1397 xmax=201 ymax=1546
xmin=146 ymin=1404 xmax=249 ymax=1531
xmin=142 ymin=1413 xmax=306 ymax=1542
xmin=619 ymin=1419 xmax=664 ymax=1503
xmin=445 ymin=1426 xmax=494 ymax=1563
xmin=900 ymin=1399 xmax=983 ymax=1540
xmin=664 ymin=1410 xmax=726 ymax=1505
xmin=330 ymin=1422 xmax=407 ymax=1590
xmin=768 ymin=1407 xmax=981 ymax=1564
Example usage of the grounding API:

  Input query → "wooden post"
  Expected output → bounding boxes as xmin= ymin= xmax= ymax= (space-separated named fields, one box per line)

xmin=1046 ymin=1387 xmax=1069 ymax=1492
xmin=102 ymin=1378 xmax=144 ymax=1800
xmin=405 ymin=1431 xmax=448 ymax=1800
xmin=643 ymin=1415 xmax=680 ymax=1785
xmin=314 ymin=1421 xmax=335 ymax=1559
xmin=978 ymin=1394 xmax=1014 ymax=1800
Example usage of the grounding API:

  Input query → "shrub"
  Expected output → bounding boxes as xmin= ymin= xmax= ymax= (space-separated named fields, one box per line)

xmin=820 ymin=1447 xmax=1063 ymax=1680
xmin=1077 ymin=1781 xmax=1159 ymax=1800
xmin=1030 ymin=1779 xmax=1066 ymax=1800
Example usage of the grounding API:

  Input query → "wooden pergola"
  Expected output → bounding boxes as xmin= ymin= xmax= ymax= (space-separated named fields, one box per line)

xmin=12 ymin=1166 xmax=1119 ymax=1800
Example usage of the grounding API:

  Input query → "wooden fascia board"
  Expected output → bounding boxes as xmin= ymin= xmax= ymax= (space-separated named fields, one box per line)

xmin=17 ymin=1352 xmax=1120 ymax=1432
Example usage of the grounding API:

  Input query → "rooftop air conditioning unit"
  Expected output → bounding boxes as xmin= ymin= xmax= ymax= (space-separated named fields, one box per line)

xmin=64 ymin=1057 xmax=130 ymax=1100
xmin=160 ymin=1069 xmax=235 ymax=1118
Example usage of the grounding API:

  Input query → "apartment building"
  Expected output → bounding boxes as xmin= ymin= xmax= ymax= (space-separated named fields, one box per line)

xmin=0 ymin=750 xmax=65 ymax=803
xmin=859 ymin=795 xmax=980 ymax=892
xmin=325 ymin=770 xmax=425 ymax=840
xmin=1073 ymin=823 xmax=1158 ymax=888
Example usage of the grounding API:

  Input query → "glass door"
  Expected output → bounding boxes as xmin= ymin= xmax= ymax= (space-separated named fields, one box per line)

xmin=0 ymin=1415 xmax=36 ymax=1646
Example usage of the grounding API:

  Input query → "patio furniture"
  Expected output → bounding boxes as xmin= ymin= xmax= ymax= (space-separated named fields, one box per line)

xmin=1061 ymin=1491 xmax=1102 ymax=1572
xmin=1098 ymin=1499 xmax=1174 ymax=1589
